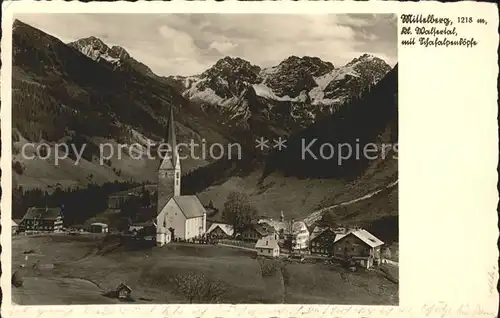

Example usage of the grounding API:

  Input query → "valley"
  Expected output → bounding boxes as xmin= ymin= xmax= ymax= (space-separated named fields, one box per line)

xmin=9 ymin=14 xmax=399 ymax=307
xmin=11 ymin=18 xmax=398 ymax=245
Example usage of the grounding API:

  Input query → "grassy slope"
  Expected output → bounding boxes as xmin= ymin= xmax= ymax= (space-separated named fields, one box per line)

xmin=12 ymin=235 xmax=397 ymax=305
xmin=11 ymin=20 xmax=225 ymax=190
xmin=13 ymin=135 xmax=209 ymax=190
xmin=198 ymin=154 xmax=397 ymax=221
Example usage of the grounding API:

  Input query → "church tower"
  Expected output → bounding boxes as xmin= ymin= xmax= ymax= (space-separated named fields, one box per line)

xmin=158 ymin=107 xmax=181 ymax=214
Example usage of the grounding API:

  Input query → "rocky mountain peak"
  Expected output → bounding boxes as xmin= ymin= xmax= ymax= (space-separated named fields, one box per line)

xmin=262 ymin=55 xmax=335 ymax=98
xmin=278 ymin=55 xmax=335 ymax=77
xmin=68 ymin=36 xmax=125 ymax=65
xmin=201 ymin=56 xmax=262 ymax=84
xmin=109 ymin=45 xmax=131 ymax=60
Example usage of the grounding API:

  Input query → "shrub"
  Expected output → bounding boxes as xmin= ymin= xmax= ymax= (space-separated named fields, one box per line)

xmin=382 ymin=247 xmax=392 ymax=259
xmin=261 ymin=261 xmax=278 ymax=277
xmin=12 ymin=271 xmax=24 ymax=287
xmin=12 ymin=161 xmax=24 ymax=175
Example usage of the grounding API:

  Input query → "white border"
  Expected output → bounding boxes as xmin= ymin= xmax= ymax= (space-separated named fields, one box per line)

xmin=2 ymin=1 xmax=499 ymax=318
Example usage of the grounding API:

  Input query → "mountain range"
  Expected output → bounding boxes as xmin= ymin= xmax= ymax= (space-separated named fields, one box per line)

xmin=10 ymin=19 xmax=398 ymax=238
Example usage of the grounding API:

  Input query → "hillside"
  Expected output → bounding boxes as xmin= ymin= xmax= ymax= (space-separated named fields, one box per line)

xmin=264 ymin=64 xmax=398 ymax=180
xmin=11 ymin=20 xmax=398 ymax=231
xmin=11 ymin=19 xmax=234 ymax=189
xmin=169 ymin=54 xmax=391 ymax=130
xmin=196 ymin=66 xmax=398 ymax=226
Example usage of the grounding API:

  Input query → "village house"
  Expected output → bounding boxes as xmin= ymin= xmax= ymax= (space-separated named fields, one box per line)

xmin=115 ymin=283 xmax=132 ymax=300
xmin=128 ymin=220 xmax=155 ymax=234
xmin=259 ymin=212 xmax=310 ymax=251
xmin=90 ymin=222 xmax=108 ymax=233
xmin=240 ymin=223 xmax=271 ymax=242
xmin=20 ymin=207 xmax=64 ymax=233
xmin=12 ymin=220 xmax=19 ymax=234
xmin=309 ymin=226 xmax=337 ymax=255
xmin=206 ymin=223 xmax=234 ymax=239
xmin=155 ymin=108 xmax=207 ymax=246
xmin=255 ymin=233 xmax=280 ymax=258
xmin=332 ymin=228 xmax=384 ymax=269
xmin=136 ymin=225 xmax=157 ymax=243
xmin=107 ymin=193 xmax=137 ymax=209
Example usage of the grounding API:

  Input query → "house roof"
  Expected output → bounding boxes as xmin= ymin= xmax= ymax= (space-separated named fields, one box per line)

xmin=116 ymin=283 xmax=132 ymax=292
xmin=91 ymin=222 xmax=108 ymax=227
xmin=258 ymin=219 xmax=308 ymax=235
xmin=309 ymin=226 xmax=335 ymax=241
xmin=255 ymin=235 xmax=279 ymax=249
xmin=206 ymin=223 xmax=234 ymax=236
xmin=130 ymin=220 xmax=155 ymax=228
xmin=334 ymin=229 xmax=384 ymax=248
xmin=12 ymin=220 xmax=19 ymax=227
xmin=173 ymin=196 xmax=206 ymax=219
xmin=109 ymin=185 xmax=157 ymax=198
xmin=254 ymin=224 xmax=271 ymax=236
xmin=22 ymin=207 xmax=62 ymax=221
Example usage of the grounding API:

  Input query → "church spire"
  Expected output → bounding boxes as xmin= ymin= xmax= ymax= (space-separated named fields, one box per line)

xmin=159 ymin=107 xmax=178 ymax=170
xmin=167 ymin=106 xmax=177 ymax=167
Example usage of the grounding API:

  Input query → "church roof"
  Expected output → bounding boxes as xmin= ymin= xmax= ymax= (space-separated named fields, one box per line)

xmin=173 ymin=195 xmax=206 ymax=219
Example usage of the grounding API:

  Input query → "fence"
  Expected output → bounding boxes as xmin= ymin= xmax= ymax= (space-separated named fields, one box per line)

xmin=217 ymin=239 xmax=255 ymax=249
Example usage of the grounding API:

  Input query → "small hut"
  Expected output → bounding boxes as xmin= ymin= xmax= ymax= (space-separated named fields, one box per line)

xmin=90 ymin=222 xmax=109 ymax=233
xmin=116 ymin=283 xmax=132 ymax=299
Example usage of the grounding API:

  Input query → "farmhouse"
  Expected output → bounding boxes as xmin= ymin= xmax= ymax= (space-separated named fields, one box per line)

xmin=90 ymin=222 xmax=108 ymax=233
xmin=115 ymin=283 xmax=132 ymax=299
xmin=255 ymin=234 xmax=280 ymax=257
xmin=206 ymin=223 xmax=234 ymax=239
xmin=259 ymin=212 xmax=310 ymax=251
xmin=12 ymin=220 xmax=19 ymax=234
xmin=107 ymin=193 xmax=138 ymax=209
xmin=240 ymin=223 xmax=271 ymax=242
xmin=332 ymin=229 xmax=384 ymax=269
xmin=156 ymin=108 xmax=206 ymax=246
xmin=309 ymin=226 xmax=336 ymax=255
xmin=20 ymin=207 xmax=64 ymax=233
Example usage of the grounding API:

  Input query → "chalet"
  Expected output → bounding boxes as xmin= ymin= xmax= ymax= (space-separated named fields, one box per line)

xmin=240 ymin=224 xmax=271 ymax=242
xmin=115 ymin=283 xmax=132 ymax=299
xmin=107 ymin=193 xmax=137 ymax=209
xmin=309 ymin=226 xmax=337 ymax=255
xmin=90 ymin=222 xmax=108 ymax=233
xmin=20 ymin=207 xmax=64 ymax=233
xmin=136 ymin=224 xmax=157 ymax=243
xmin=12 ymin=220 xmax=19 ymax=234
xmin=332 ymin=229 xmax=384 ymax=269
xmin=255 ymin=234 xmax=280 ymax=258
xmin=129 ymin=220 xmax=155 ymax=234
xmin=259 ymin=213 xmax=310 ymax=251
xmin=206 ymin=223 xmax=234 ymax=239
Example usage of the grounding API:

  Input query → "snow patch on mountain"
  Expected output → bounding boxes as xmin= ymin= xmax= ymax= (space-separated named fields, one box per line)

xmin=252 ymin=83 xmax=293 ymax=102
xmin=170 ymin=54 xmax=392 ymax=126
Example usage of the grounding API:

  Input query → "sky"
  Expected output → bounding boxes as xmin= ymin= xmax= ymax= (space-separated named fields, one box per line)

xmin=16 ymin=13 xmax=397 ymax=77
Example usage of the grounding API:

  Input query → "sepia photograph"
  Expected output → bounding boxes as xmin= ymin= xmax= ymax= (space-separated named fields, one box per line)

xmin=9 ymin=13 xmax=398 ymax=305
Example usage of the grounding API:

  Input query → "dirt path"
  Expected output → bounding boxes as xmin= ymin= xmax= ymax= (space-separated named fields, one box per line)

xmin=303 ymin=180 xmax=399 ymax=226
xmin=217 ymin=243 xmax=256 ymax=252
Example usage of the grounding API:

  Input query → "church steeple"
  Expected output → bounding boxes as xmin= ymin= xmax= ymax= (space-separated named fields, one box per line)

xmin=158 ymin=107 xmax=181 ymax=213
xmin=159 ymin=107 xmax=179 ymax=170
xmin=167 ymin=106 xmax=177 ymax=168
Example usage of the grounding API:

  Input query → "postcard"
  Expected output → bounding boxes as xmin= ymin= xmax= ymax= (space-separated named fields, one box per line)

xmin=1 ymin=1 xmax=498 ymax=318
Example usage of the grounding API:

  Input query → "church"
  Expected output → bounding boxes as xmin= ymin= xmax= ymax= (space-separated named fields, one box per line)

xmin=155 ymin=107 xmax=207 ymax=246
